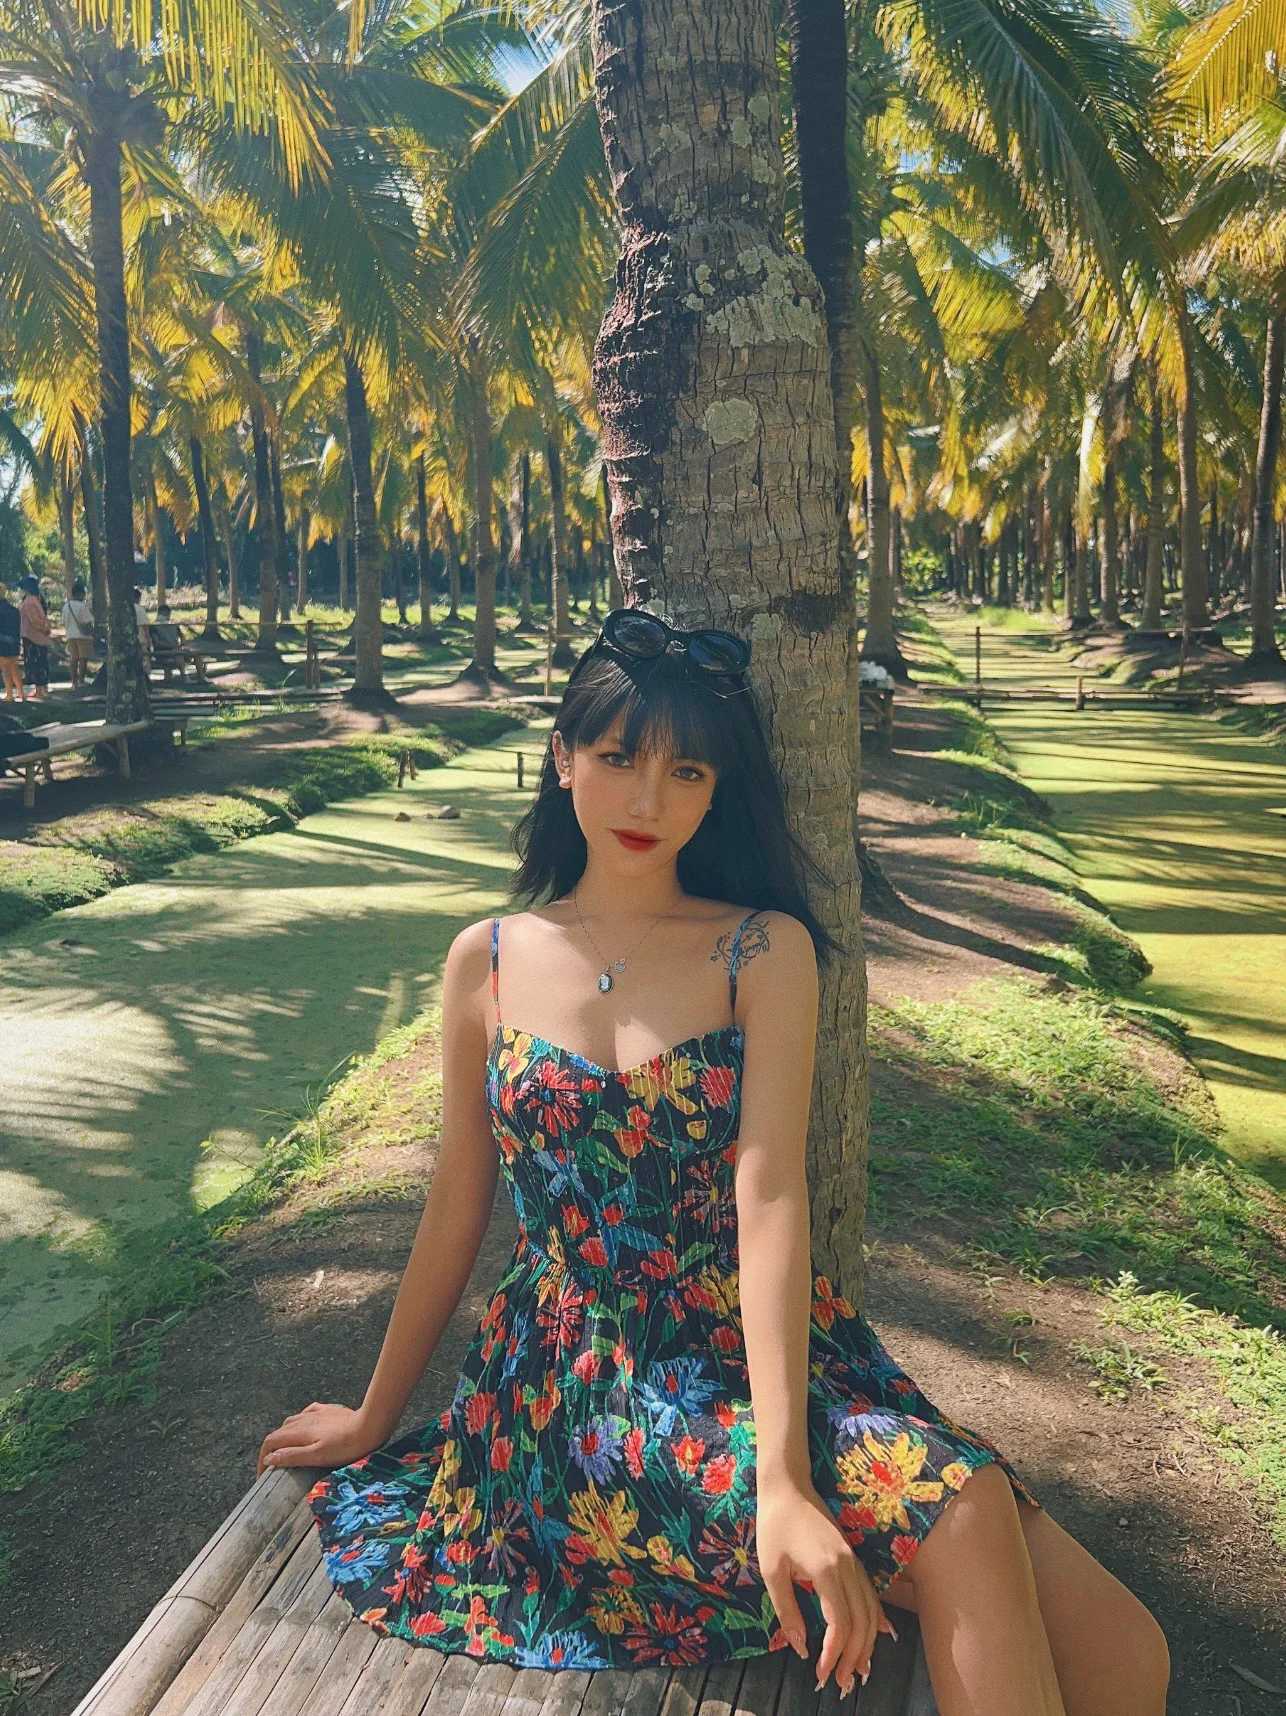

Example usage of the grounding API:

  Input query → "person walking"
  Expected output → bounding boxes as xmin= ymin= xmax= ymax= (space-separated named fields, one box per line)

xmin=18 ymin=575 xmax=53 ymax=702
xmin=0 ymin=584 xmax=24 ymax=701
xmin=61 ymin=579 xmax=95 ymax=692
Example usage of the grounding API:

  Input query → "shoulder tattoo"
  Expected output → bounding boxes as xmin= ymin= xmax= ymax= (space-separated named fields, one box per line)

xmin=709 ymin=911 xmax=771 ymax=973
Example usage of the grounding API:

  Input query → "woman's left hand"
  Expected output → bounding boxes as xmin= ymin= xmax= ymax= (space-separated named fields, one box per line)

xmin=756 ymin=1479 xmax=896 ymax=1695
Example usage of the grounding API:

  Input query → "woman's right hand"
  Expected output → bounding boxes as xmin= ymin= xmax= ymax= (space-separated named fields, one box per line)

xmin=256 ymin=1401 xmax=384 ymax=1478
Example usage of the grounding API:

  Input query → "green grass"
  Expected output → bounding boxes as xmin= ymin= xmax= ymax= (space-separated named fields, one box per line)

xmin=0 ymin=1005 xmax=442 ymax=1510
xmin=870 ymin=610 xmax=1286 ymax=1547
xmin=0 ymin=707 xmax=527 ymax=938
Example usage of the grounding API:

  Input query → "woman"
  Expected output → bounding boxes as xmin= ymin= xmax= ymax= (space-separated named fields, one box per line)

xmin=61 ymin=578 xmax=95 ymax=691
xmin=257 ymin=609 xmax=1169 ymax=1714
xmin=18 ymin=574 xmax=53 ymax=701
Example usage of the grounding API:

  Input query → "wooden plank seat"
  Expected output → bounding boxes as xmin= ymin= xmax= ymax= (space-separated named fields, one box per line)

xmin=67 ymin=1468 xmax=939 ymax=1716
xmin=175 ymin=643 xmax=284 ymax=683
xmin=1 ymin=716 xmax=189 ymax=809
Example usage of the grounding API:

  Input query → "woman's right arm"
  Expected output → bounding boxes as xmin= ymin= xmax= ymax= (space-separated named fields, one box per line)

xmin=356 ymin=918 xmax=500 ymax=1440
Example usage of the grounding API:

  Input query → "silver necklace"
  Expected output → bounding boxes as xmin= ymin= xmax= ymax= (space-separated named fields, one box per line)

xmin=573 ymin=886 xmax=669 ymax=994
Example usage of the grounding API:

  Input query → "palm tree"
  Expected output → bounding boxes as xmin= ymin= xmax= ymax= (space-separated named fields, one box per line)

xmin=587 ymin=0 xmax=867 ymax=1298
xmin=0 ymin=0 xmax=332 ymax=724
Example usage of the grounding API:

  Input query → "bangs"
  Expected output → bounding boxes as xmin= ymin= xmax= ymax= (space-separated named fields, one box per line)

xmin=570 ymin=654 xmax=742 ymax=772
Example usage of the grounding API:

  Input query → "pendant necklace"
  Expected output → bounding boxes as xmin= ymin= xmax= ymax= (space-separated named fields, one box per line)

xmin=573 ymin=886 xmax=669 ymax=994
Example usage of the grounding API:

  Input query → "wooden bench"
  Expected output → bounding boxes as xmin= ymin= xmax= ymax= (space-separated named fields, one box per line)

xmin=858 ymin=688 xmax=894 ymax=755
xmin=67 ymin=1468 xmax=939 ymax=1716
xmin=1 ymin=716 xmax=190 ymax=809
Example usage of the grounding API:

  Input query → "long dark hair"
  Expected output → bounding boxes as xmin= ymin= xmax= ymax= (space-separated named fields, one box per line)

xmin=507 ymin=631 xmax=847 ymax=966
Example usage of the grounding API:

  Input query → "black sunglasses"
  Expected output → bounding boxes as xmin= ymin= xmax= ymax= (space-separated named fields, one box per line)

xmin=586 ymin=606 xmax=751 ymax=684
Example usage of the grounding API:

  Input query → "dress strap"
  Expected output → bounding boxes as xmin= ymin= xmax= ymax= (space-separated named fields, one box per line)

xmin=728 ymin=909 xmax=759 ymax=1025
xmin=490 ymin=917 xmax=501 ymax=1028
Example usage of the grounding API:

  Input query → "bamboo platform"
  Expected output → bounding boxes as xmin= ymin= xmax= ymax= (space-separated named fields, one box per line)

xmin=68 ymin=1469 xmax=939 ymax=1716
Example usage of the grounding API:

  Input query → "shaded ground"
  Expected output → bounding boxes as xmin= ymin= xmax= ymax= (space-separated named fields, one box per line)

xmin=933 ymin=609 xmax=1286 ymax=1193
xmin=1 ymin=680 xmax=1282 ymax=1716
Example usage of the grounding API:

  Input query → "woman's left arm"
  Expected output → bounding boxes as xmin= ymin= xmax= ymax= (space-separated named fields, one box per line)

xmin=734 ymin=911 xmax=886 ymax=1696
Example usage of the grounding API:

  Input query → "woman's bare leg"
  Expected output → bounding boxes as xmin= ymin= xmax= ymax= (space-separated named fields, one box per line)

xmin=882 ymin=1467 xmax=1170 ymax=1716
xmin=880 ymin=1464 xmax=1065 ymax=1716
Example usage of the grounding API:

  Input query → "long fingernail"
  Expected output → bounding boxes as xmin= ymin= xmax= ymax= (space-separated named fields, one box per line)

xmin=860 ymin=1666 xmax=869 ymax=1687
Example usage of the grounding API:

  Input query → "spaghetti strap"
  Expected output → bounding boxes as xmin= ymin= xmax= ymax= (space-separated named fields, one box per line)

xmin=728 ymin=909 xmax=759 ymax=1025
xmin=490 ymin=916 xmax=501 ymax=1028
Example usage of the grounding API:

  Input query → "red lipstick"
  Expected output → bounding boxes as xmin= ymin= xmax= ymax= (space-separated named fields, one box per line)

xmin=612 ymin=829 xmax=659 ymax=851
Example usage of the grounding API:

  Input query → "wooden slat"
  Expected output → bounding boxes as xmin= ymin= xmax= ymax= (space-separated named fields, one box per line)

xmin=854 ymin=1621 xmax=919 ymax=1716
xmin=902 ymin=1637 xmax=937 ymax=1716
xmin=70 ymin=1475 xmax=318 ymax=1716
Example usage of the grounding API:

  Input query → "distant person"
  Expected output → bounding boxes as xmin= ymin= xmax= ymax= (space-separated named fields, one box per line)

xmin=151 ymin=603 xmax=185 ymax=681
xmin=0 ymin=584 xmax=24 ymax=701
xmin=61 ymin=578 xmax=95 ymax=691
xmin=18 ymin=574 xmax=52 ymax=702
xmin=132 ymin=586 xmax=153 ymax=667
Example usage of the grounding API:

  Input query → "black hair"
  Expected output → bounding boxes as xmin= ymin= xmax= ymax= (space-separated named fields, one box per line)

xmin=507 ymin=630 xmax=847 ymax=966
xmin=71 ymin=579 xmax=86 ymax=597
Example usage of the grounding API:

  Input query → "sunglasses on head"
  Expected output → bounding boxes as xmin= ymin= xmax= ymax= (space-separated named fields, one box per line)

xmin=576 ymin=607 xmax=751 ymax=692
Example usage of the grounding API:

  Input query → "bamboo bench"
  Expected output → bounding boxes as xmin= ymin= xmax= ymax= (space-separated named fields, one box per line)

xmin=67 ymin=1467 xmax=939 ymax=1716
xmin=1 ymin=716 xmax=190 ymax=809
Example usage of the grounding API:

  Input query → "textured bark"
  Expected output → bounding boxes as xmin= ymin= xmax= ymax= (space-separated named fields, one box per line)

xmin=83 ymin=122 xmax=149 ymax=724
xmin=336 ymin=523 xmax=349 ymax=611
xmin=546 ymin=425 xmax=575 ymax=666
xmin=1099 ymin=454 xmax=1121 ymax=625
xmin=1141 ymin=375 xmax=1166 ymax=632
xmin=1250 ymin=307 xmax=1286 ymax=666
xmin=296 ymin=508 xmax=309 ymax=610
xmin=785 ymin=0 xmax=860 ymax=624
xmin=1040 ymin=464 xmax=1055 ymax=612
xmin=416 ymin=455 xmax=442 ymax=643
xmin=245 ymin=329 xmax=281 ymax=654
xmin=189 ymin=435 xmax=221 ymax=638
xmin=58 ymin=471 xmax=77 ymax=592
xmin=1176 ymin=310 xmax=1211 ymax=634
xmin=440 ymin=504 xmax=462 ymax=620
xmin=599 ymin=465 xmax=623 ymax=608
xmin=270 ymin=433 xmax=293 ymax=623
xmin=79 ymin=447 xmax=106 ymax=633
xmin=860 ymin=343 xmax=907 ymax=675
xmin=342 ymin=344 xmax=390 ymax=702
xmin=589 ymin=0 xmax=867 ymax=1303
xmin=465 ymin=336 xmax=499 ymax=675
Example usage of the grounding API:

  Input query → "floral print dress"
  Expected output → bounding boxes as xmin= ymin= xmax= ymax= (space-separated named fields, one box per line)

xmin=307 ymin=911 xmax=1041 ymax=1668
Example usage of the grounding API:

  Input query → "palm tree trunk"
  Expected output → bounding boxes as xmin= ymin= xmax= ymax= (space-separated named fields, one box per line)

xmin=859 ymin=342 xmax=907 ymax=676
xmin=245 ymin=328 xmax=281 ymax=654
xmin=216 ymin=489 xmax=239 ymax=620
xmin=588 ymin=0 xmax=866 ymax=1304
xmin=58 ymin=470 xmax=77 ymax=595
xmin=599 ymin=466 xmax=623 ymax=608
xmin=296 ymin=509 xmax=310 ymax=611
xmin=416 ymin=455 xmax=442 ymax=644
xmin=785 ymin=0 xmax=860 ymax=628
xmin=342 ymin=342 xmax=391 ymax=705
xmin=1176 ymin=309 xmax=1211 ymax=636
xmin=439 ymin=504 xmax=462 ymax=620
xmin=1040 ymin=464 xmax=1055 ymax=612
xmin=546 ymin=425 xmax=575 ymax=667
xmin=465 ymin=337 xmax=499 ymax=678
xmin=1250 ymin=306 xmax=1286 ymax=668
xmin=270 ymin=434 xmax=293 ymax=623
xmin=83 ymin=122 xmax=149 ymax=725
xmin=1099 ymin=451 xmax=1121 ymax=625
xmin=189 ymin=434 xmax=221 ymax=639
xmin=1141 ymin=374 xmax=1166 ymax=633
xmin=79 ymin=445 xmax=107 ymax=635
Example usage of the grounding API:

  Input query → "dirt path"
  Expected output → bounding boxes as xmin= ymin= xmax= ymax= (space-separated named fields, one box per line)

xmin=933 ymin=609 xmax=1286 ymax=1192
xmin=0 ymin=714 xmax=553 ymax=1397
